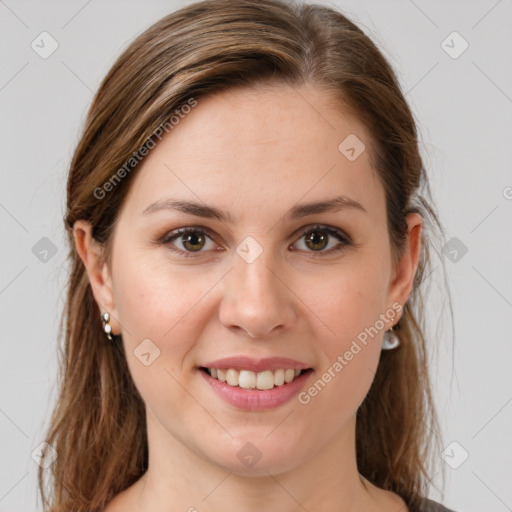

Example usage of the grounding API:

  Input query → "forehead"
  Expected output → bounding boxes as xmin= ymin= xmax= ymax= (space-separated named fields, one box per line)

xmin=119 ymin=83 xmax=385 ymax=224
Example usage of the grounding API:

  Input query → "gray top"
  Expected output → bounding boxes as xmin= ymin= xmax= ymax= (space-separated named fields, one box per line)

xmin=417 ymin=497 xmax=456 ymax=512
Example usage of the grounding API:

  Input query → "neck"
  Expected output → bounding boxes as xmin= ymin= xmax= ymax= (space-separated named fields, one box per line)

xmin=130 ymin=411 xmax=379 ymax=512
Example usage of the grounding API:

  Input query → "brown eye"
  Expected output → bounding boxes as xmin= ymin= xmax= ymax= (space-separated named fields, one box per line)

xmin=304 ymin=230 xmax=329 ymax=251
xmin=180 ymin=231 xmax=206 ymax=252
xmin=163 ymin=228 xmax=217 ymax=257
xmin=293 ymin=225 xmax=351 ymax=255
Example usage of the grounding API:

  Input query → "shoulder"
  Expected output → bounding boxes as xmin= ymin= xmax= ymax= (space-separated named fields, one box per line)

xmin=415 ymin=496 xmax=457 ymax=512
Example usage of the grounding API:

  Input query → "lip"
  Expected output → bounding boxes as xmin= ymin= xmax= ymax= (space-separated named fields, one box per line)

xmin=201 ymin=356 xmax=312 ymax=373
xmin=200 ymin=367 xmax=313 ymax=411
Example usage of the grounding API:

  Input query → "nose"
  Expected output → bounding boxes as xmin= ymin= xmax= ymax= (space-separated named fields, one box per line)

xmin=218 ymin=246 xmax=296 ymax=340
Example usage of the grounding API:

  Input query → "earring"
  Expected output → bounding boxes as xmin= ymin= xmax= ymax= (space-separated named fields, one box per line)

xmin=101 ymin=312 xmax=113 ymax=341
xmin=382 ymin=325 xmax=400 ymax=350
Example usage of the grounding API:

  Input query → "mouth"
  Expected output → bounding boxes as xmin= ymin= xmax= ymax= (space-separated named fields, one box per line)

xmin=199 ymin=366 xmax=312 ymax=390
xmin=199 ymin=366 xmax=314 ymax=410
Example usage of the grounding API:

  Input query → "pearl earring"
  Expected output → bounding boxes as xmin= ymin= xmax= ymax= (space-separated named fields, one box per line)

xmin=382 ymin=325 xmax=400 ymax=350
xmin=101 ymin=312 xmax=113 ymax=341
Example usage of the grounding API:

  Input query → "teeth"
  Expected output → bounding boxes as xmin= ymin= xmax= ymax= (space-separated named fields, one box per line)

xmin=206 ymin=367 xmax=306 ymax=390
xmin=238 ymin=370 xmax=256 ymax=389
xmin=274 ymin=368 xmax=285 ymax=386
xmin=256 ymin=370 xmax=274 ymax=390
xmin=284 ymin=369 xmax=295 ymax=383
xmin=226 ymin=369 xmax=238 ymax=386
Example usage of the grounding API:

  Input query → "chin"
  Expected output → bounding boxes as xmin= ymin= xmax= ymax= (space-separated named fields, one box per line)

xmin=201 ymin=432 xmax=308 ymax=477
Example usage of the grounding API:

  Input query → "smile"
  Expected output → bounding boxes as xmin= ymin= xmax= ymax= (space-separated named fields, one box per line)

xmin=200 ymin=367 xmax=309 ymax=390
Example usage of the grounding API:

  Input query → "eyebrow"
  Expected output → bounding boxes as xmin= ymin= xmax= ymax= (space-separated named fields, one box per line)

xmin=142 ymin=194 xmax=367 ymax=223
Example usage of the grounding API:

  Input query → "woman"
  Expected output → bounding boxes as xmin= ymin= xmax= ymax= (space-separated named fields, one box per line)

xmin=38 ymin=1 xmax=455 ymax=511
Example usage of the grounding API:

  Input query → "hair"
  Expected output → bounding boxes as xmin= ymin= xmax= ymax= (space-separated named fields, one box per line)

xmin=38 ymin=0 xmax=454 ymax=510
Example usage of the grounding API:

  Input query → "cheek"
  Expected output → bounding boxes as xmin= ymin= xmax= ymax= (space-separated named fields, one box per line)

xmin=302 ymin=285 xmax=383 ymax=421
xmin=113 ymin=248 xmax=203 ymax=328
xmin=112 ymin=248 xmax=217 ymax=365
xmin=319 ymin=256 xmax=390 ymax=350
xmin=306 ymin=251 xmax=390 ymax=409
xmin=111 ymin=254 xmax=215 ymax=418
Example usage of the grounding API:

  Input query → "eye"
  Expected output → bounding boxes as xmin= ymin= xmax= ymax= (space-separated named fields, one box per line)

xmin=159 ymin=224 xmax=352 ymax=258
xmin=162 ymin=227 xmax=218 ymax=257
xmin=292 ymin=224 xmax=351 ymax=255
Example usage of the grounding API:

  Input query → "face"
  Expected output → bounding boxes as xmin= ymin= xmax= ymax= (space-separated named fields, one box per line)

xmin=76 ymin=83 xmax=421 ymax=477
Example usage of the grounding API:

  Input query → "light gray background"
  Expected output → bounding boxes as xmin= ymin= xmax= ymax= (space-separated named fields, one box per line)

xmin=1 ymin=1 xmax=511 ymax=511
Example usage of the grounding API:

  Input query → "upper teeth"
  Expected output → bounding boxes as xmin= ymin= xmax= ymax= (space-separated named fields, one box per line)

xmin=208 ymin=368 xmax=302 ymax=390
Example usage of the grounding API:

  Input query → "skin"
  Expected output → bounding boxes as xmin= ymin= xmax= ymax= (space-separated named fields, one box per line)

xmin=74 ymin=83 xmax=421 ymax=512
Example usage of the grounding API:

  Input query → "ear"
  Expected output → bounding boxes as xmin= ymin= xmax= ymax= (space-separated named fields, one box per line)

xmin=386 ymin=212 xmax=423 ymax=323
xmin=73 ymin=220 xmax=121 ymax=336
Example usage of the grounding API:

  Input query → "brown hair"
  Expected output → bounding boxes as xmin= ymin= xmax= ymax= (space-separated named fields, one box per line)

xmin=38 ymin=0 xmax=454 ymax=510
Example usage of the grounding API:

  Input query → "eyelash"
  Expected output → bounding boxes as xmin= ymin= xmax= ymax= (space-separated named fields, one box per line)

xmin=159 ymin=224 xmax=352 ymax=259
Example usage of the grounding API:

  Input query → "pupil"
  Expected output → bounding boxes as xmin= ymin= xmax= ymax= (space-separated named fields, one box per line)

xmin=307 ymin=231 xmax=327 ymax=251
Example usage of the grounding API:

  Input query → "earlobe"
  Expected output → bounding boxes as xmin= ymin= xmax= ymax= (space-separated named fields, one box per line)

xmin=72 ymin=220 xmax=120 ymax=334
xmin=387 ymin=213 xmax=423 ymax=318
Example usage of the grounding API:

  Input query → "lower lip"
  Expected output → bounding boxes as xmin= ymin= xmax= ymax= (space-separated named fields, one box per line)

xmin=200 ymin=369 xmax=313 ymax=411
